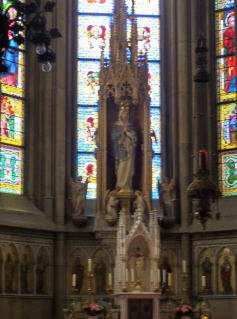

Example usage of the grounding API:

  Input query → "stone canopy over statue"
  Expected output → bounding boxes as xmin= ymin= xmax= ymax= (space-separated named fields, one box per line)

xmin=111 ymin=106 xmax=137 ymax=192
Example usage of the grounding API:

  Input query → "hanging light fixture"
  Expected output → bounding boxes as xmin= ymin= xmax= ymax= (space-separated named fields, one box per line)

xmin=187 ymin=150 xmax=221 ymax=229
xmin=0 ymin=0 xmax=62 ymax=74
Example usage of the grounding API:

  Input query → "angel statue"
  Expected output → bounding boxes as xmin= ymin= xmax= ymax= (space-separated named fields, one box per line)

xmin=104 ymin=190 xmax=119 ymax=225
xmin=69 ymin=177 xmax=88 ymax=216
xmin=158 ymin=178 xmax=175 ymax=217
xmin=133 ymin=190 xmax=152 ymax=221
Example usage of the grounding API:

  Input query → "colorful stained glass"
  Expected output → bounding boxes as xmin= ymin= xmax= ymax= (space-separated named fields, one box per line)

xmin=127 ymin=17 xmax=160 ymax=61
xmin=0 ymin=96 xmax=25 ymax=146
xmin=217 ymin=102 xmax=237 ymax=150
xmin=152 ymin=155 xmax=161 ymax=200
xmin=216 ymin=58 xmax=237 ymax=102
xmin=218 ymin=151 xmax=237 ymax=196
xmin=78 ymin=106 xmax=98 ymax=152
xmin=125 ymin=0 xmax=159 ymax=16
xmin=78 ymin=0 xmax=114 ymax=14
xmin=215 ymin=10 xmax=235 ymax=56
xmin=215 ymin=0 xmax=234 ymax=10
xmin=150 ymin=108 xmax=161 ymax=153
xmin=0 ymin=144 xmax=24 ymax=194
xmin=78 ymin=60 xmax=101 ymax=105
xmin=77 ymin=153 xmax=97 ymax=199
xmin=78 ymin=15 xmax=111 ymax=59
xmin=148 ymin=62 xmax=160 ymax=106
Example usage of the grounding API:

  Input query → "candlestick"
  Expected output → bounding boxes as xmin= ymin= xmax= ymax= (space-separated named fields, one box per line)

xmin=182 ymin=260 xmax=186 ymax=273
xmin=131 ymin=269 xmax=135 ymax=282
xmin=126 ymin=269 xmax=129 ymax=283
xmin=72 ymin=274 xmax=76 ymax=287
xmin=162 ymin=269 xmax=166 ymax=283
xmin=150 ymin=269 xmax=153 ymax=282
xmin=202 ymin=275 xmax=206 ymax=287
xmin=157 ymin=269 xmax=161 ymax=283
xmin=168 ymin=273 xmax=172 ymax=286
xmin=88 ymin=259 xmax=92 ymax=272
xmin=108 ymin=273 xmax=112 ymax=286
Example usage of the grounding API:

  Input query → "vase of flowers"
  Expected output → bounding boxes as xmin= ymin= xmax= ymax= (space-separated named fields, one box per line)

xmin=172 ymin=305 xmax=194 ymax=319
xmin=82 ymin=303 xmax=101 ymax=318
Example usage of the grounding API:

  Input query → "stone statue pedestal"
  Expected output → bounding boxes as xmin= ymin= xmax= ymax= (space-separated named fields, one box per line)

xmin=116 ymin=191 xmax=135 ymax=215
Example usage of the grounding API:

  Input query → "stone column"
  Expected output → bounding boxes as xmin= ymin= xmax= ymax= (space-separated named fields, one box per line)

xmin=53 ymin=232 xmax=66 ymax=319
xmin=177 ymin=0 xmax=192 ymax=228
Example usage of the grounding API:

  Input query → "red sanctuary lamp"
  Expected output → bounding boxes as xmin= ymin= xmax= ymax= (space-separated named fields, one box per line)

xmin=187 ymin=150 xmax=221 ymax=229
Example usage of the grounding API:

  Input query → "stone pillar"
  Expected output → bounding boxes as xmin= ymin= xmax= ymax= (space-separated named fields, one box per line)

xmin=177 ymin=0 xmax=192 ymax=228
xmin=53 ymin=232 xmax=66 ymax=319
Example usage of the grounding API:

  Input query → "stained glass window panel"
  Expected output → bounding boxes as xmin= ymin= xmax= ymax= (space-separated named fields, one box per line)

xmin=78 ymin=0 xmax=114 ymax=14
xmin=125 ymin=0 xmax=159 ymax=16
xmin=78 ymin=106 xmax=98 ymax=152
xmin=0 ymin=96 xmax=25 ymax=146
xmin=215 ymin=0 xmax=234 ymax=10
xmin=78 ymin=15 xmax=111 ymax=59
xmin=216 ymin=58 xmax=237 ymax=103
xmin=127 ymin=17 xmax=160 ymax=60
xmin=77 ymin=153 xmax=97 ymax=199
xmin=150 ymin=108 xmax=161 ymax=153
xmin=148 ymin=62 xmax=160 ymax=107
xmin=215 ymin=10 xmax=235 ymax=56
xmin=217 ymin=102 xmax=237 ymax=150
xmin=78 ymin=60 xmax=101 ymax=105
xmin=0 ymin=145 xmax=24 ymax=194
xmin=152 ymin=155 xmax=161 ymax=200
xmin=218 ymin=151 xmax=237 ymax=196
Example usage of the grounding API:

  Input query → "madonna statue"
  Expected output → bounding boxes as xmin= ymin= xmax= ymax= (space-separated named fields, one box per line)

xmin=111 ymin=109 xmax=137 ymax=190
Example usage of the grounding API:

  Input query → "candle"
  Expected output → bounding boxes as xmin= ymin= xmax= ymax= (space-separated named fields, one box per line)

xmin=157 ymin=269 xmax=161 ymax=283
xmin=88 ymin=259 xmax=92 ymax=272
xmin=182 ymin=260 xmax=186 ymax=273
xmin=126 ymin=269 xmax=129 ymax=282
xmin=202 ymin=275 xmax=206 ymax=287
xmin=131 ymin=269 xmax=135 ymax=282
xmin=108 ymin=273 xmax=112 ymax=286
xmin=199 ymin=150 xmax=208 ymax=166
xmin=72 ymin=274 xmax=76 ymax=287
xmin=168 ymin=273 xmax=172 ymax=286
xmin=150 ymin=269 xmax=153 ymax=282
xmin=162 ymin=269 xmax=166 ymax=283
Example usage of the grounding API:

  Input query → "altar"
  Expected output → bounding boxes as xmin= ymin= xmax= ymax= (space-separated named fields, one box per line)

xmin=116 ymin=293 xmax=160 ymax=319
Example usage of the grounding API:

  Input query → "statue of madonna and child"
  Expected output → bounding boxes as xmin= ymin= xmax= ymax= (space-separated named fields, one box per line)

xmin=111 ymin=108 xmax=137 ymax=192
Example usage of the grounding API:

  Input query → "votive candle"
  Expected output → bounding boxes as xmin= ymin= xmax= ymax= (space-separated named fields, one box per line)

xmin=72 ymin=274 xmax=76 ymax=287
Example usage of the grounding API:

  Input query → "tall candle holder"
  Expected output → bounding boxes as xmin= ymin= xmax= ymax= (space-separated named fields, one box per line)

xmin=165 ymin=287 xmax=174 ymax=319
xmin=180 ymin=274 xmax=189 ymax=305
xmin=69 ymin=287 xmax=78 ymax=319
xmin=151 ymin=280 xmax=159 ymax=292
xmin=200 ymin=287 xmax=209 ymax=319
xmin=84 ymin=271 xmax=94 ymax=306
xmin=106 ymin=286 xmax=115 ymax=319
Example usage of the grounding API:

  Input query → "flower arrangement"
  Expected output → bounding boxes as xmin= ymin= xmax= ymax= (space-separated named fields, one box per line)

xmin=172 ymin=305 xmax=194 ymax=318
xmin=82 ymin=303 xmax=101 ymax=316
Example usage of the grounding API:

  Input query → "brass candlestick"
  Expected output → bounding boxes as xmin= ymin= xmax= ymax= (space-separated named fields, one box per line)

xmin=180 ymin=274 xmax=189 ymax=305
xmin=69 ymin=287 xmax=78 ymax=319
xmin=200 ymin=288 xmax=209 ymax=319
xmin=106 ymin=286 xmax=115 ymax=319
xmin=166 ymin=288 xmax=174 ymax=319
xmin=84 ymin=271 xmax=94 ymax=306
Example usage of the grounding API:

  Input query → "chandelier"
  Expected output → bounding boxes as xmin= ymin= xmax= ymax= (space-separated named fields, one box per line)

xmin=0 ymin=0 xmax=61 ymax=73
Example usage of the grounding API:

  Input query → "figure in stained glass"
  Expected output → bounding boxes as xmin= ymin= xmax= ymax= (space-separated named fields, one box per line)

xmin=1 ymin=6 xmax=20 ymax=86
xmin=223 ymin=12 xmax=236 ymax=93
xmin=87 ymin=0 xmax=106 ymax=3
xmin=86 ymin=117 xmax=97 ymax=142
xmin=87 ymin=25 xmax=106 ymax=50
xmin=87 ymin=71 xmax=100 ymax=96
xmin=137 ymin=27 xmax=151 ymax=52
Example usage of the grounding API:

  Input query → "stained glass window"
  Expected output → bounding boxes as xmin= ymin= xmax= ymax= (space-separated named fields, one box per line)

xmin=0 ymin=0 xmax=25 ymax=195
xmin=77 ymin=0 xmax=160 ymax=200
xmin=215 ymin=1 xmax=237 ymax=196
